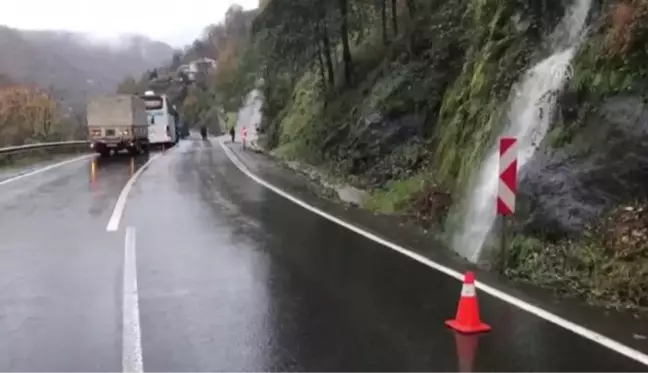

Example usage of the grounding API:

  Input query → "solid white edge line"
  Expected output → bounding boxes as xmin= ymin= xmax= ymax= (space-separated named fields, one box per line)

xmin=0 ymin=154 xmax=95 ymax=186
xmin=106 ymin=154 xmax=161 ymax=232
xmin=217 ymin=137 xmax=648 ymax=367
xmin=122 ymin=226 xmax=144 ymax=373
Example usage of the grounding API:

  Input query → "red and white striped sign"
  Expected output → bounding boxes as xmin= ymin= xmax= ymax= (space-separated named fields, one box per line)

xmin=497 ymin=137 xmax=517 ymax=216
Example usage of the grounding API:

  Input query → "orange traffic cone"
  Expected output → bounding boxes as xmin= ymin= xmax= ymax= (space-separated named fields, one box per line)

xmin=445 ymin=271 xmax=491 ymax=333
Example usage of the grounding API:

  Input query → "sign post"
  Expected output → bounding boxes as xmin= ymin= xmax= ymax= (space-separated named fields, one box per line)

xmin=497 ymin=137 xmax=517 ymax=273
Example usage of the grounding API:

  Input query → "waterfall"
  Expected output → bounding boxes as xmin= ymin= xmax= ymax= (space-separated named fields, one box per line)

xmin=236 ymin=89 xmax=262 ymax=144
xmin=451 ymin=0 xmax=592 ymax=263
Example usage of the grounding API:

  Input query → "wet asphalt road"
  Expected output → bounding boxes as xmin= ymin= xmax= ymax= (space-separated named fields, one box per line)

xmin=0 ymin=138 xmax=646 ymax=371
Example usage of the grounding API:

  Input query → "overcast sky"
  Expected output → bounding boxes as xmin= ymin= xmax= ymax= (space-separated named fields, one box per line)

xmin=0 ymin=0 xmax=259 ymax=47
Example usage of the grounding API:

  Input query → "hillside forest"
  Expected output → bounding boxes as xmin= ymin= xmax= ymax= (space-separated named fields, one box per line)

xmin=166 ymin=0 xmax=648 ymax=313
xmin=114 ymin=4 xmax=259 ymax=135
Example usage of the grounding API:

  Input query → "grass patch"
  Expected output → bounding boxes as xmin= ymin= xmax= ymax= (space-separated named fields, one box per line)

xmin=226 ymin=112 xmax=238 ymax=128
xmin=272 ymin=140 xmax=308 ymax=161
xmin=507 ymin=202 xmax=648 ymax=310
xmin=363 ymin=172 xmax=429 ymax=213
xmin=278 ymin=72 xmax=323 ymax=145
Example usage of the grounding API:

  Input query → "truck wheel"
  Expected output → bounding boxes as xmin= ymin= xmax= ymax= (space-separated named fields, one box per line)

xmin=99 ymin=149 xmax=111 ymax=158
xmin=127 ymin=147 xmax=139 ymax=156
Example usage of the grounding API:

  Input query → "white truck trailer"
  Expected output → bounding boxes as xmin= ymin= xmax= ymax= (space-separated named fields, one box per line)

xmin=87 ymin=94 xmax=150 ymax=157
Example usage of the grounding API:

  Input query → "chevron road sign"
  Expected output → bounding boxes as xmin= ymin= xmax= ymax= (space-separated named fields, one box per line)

xmin=497 ymin=137 xmax=517 ymax=216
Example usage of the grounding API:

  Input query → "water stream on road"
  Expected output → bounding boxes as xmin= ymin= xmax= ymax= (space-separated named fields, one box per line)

xmin=452 ymin=0 xmax=593 ymax=263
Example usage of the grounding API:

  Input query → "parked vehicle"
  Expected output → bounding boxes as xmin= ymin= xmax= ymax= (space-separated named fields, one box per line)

xmin=141 ymin=91 xmax=178 ymax=147
xmin=87 ymin=94 xmax=149 ymax=157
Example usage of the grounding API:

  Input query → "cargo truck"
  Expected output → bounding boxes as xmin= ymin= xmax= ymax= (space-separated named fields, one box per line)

xmin=87 ymin=94 xmax=150 ymax=157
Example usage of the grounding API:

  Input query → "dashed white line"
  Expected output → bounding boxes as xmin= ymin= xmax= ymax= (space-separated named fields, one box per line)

xmin=0 ymin=154 xmax=95 ymax=187
xmin=217 ymin=137 xmax=648 ymax=367
xmin=122 ymin=226 xmax=143 ymax=373
xmin=106 ymin=154 xmax=161 ymax=232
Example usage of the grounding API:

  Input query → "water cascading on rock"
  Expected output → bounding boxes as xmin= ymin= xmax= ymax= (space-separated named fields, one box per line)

xmin=452 ymin=0 xmax=593 ymax=263
xmin=236 ymin=89 xmax=262 ymax=144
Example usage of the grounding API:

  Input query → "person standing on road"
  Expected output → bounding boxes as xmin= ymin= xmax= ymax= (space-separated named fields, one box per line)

xmin=242 ymin=126 xmax=247 ymax=150
xmin=229 ymin=125 xmax=235 ymax=143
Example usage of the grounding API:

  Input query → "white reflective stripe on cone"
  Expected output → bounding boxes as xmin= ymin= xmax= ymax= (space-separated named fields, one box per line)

xmin=461 ymin=284 xmax=476 ymax=297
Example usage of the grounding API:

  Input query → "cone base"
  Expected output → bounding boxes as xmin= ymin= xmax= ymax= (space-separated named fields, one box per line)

xmin=445 ymin=319 xmax=491 ymax=334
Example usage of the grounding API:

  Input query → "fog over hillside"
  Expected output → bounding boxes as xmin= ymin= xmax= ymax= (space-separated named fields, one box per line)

xmin=0 ymin=25 xmax=175 ymax=107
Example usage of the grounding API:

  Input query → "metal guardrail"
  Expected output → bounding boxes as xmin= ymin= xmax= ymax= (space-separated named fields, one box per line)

xmin=0 ymin=141 xmax=90 ymax=155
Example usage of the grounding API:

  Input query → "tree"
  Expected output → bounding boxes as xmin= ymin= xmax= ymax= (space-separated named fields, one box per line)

xmin=171 ymin=51 xmax=183 ymax=69
xmin=338 ymin=0 xmax=353 ymax=86
xmin=181 ymin=94 xmax=200 ymax=125
xmin=117 ymin=76 xmax=139 ymax=94
xmin=391 ymin=0 xmax=397 ymax=34
xmin=193 ymin=40 xmax=206 ymax=57
xmin=380 ymin=0 xmax=388 ymax=44
xmin=213 ymin=40 xmax=241 ymax=101
xmin=0 ymin=86 xmax=62 ymax=145
xmin=204 ymin=24 xmax=226 ymax=59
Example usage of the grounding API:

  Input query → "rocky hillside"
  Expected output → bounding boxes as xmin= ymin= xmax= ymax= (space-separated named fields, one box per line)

xmin=0 ymin=26 xmax=175 ymax=106
xmin=217 ymin=0 xmax=648 ymax=312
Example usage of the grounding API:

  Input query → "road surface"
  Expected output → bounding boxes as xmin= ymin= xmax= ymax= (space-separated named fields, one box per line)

xmin=0 ymin=138 xmax=646 ymax=371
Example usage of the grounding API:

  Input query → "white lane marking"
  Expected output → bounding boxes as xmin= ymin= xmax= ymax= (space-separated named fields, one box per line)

xmin=0 ymin=154 xmax=95 ymax=187
xmin=106 ymin=154 xmax=161 ymax=232
xmin=123 ymin=226 xmax=144 ymax=373
xmin=217 ymin=138 xmax=648 ymax=367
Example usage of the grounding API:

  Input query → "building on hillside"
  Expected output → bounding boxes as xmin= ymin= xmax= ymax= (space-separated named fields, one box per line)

xmin=192 ymin=58 xmax=217 ymax=73
xmin=177 ymin=58 xmax=217 ymax=82
xmin=177 ymin=64 xmax=190 ymax=74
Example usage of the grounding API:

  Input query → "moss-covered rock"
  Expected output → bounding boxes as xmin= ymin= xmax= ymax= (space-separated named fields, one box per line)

xmin=519 ymin=95 xmax=648 ymax=236
xmin=250 ymin=0 xmax=648 ymax=310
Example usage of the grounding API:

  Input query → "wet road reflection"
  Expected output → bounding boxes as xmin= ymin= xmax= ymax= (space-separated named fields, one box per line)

xmin=0 ymin=139 xmax=645 ymax=371
xmin=0 ymin=150 xmax=156 ymax=371
xmin=124 ymin=139 xmax=647 ymax=372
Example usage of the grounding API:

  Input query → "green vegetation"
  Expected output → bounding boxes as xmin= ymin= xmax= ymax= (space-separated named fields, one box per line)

xmin=364 ymin=173 xmax=429 ymax=213
xmin=112 ymin=4 xmax=258 ymax=135
xmin=219 ymin=0 xmax=557 ymax=211
xmin=548 ymin=0 xmax=648 ymax=148
xmin=175 ymin=0 xmax=648 ymax=311
xmin=501 ymin=0 xmax=648 ymax=310
xmin=225 ymin=112 xmax=239 ymax=130
xmin=508 ymin=202 xmax=648 ymax=310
